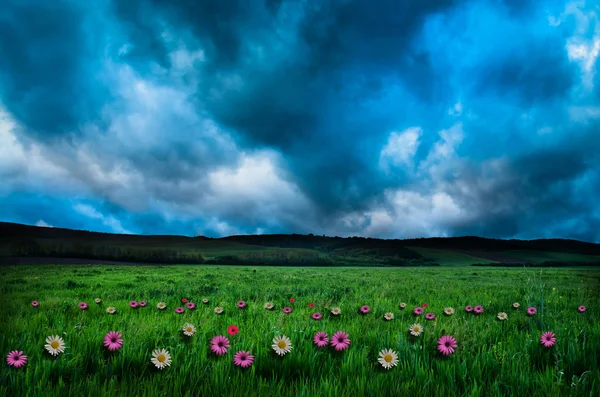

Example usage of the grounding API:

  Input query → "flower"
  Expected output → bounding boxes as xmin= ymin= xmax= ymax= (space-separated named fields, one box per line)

xmin=437 ymin=335 xmax=458 ymax=356
xmin=413 ymin=307 xmax=423 ymax=316
xmin=422 ymin=303 xmax=429 ymax=308
xmin=399 ymin=302 xmax=407 ymax=309
xmin=233 ymin=350 xmax=255 ymax=368
xmin=312 ymin=312 xmax=323 ymax=320
xmin=151 ymin=349 xmax=171 ymax=370
xmin=106 ymin=306 xmax=116 ymax=314
xmin=513 ymin=302 xmax=520 ymax=309
xmin=378 ymin=349 xmax=398 ymax=370
xmin=409 ymin=323 xmax=423 ymax=336
xmin=527 ymin=307 xmax=537 ymax=316
xmin=44 ymin=335 xmax=66 ymax=356
xmin=227 ymin=325 xmax=239 ymax=336
xmin=264 ymin=302 xmax=274 ymax=310
xmin=237 ymin=301 xmax=247 ymax=309
xmin=330 ymin=331 xmax=351 ymax=351
xmin=181 ymin=298 xmax=187 ymax=303
xmin=331 ymin=307 xmax=341 ymax=315
xmin=182 ymin=324 xmax=196 ymax=337
xmin=425 ymin=313 xmax=436 ymax=320
xmin=313 ymin=332 xmax=329 ymax=348
xmin=497 ymin=312 xmax=508 ymax=321
xmin=444 ymin=307 xmax=455 ymax=316
xmin=289 ymin=298 xmax=295 ymax=303
xmin=540 ymin=331 xmax=556 ymax=348
xmin=129 ymin=301 xmax=138 ymax=309
xmin=175 ymin=307 xmax=185 ymax=314
xmin=139 ymin=301 xmax=147 ymax=307
xmin=94 ymin=298 xmax=102 ymax=304
xmin=31 ymin=301 xmax=39 ymax=307
xmin=360 ymin=305 xmax=370 ymax=314
xmin=272 ymin=335 xmax=293 ymax=356
xmin=214 ymin=307 xmax=224 ymax=314
xmin=282 ymin=307 xmax=292 ymax=314
xmin=308 ymin=302 xmax=315 ymax=308
xmin=186 ymin=302 xmax=196 ymax=310
xmin=157 ymin=302 xmax=166 ymax=310
xmin=465 ymin=305 xmax=473 ymax=312
xmin=103 ymin=331 xmax=123 ymax=351
xmin=6 ymin=351 xmax=27 ymax=368
xmin=578 ymin=305 xmax=586 ymax=313
xmin=202 ymin=298 xmax=209 ymax=304
xmin=473 ymin=305 xmax=484 ymax=314
xmin=79 ymin=302 xmax=88 ymax=310
xmin=210 ymin=335 xmax=230 ymax=355
xmin=384 ymin=312 xmax=394 ymax=321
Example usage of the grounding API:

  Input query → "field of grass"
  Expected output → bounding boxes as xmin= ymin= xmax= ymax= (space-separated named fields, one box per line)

xmin=406 ymin=247 xmax=499 ymax=266
xmin=1 ymin=265 xmax=599 ymax=397
xmin=485 ymin=250 xmax=600 ymax=264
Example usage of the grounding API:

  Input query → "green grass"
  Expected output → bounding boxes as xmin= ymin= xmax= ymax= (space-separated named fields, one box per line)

xmin=407 ymin=247 xmax=499 ymax=266
xmin=1 ymin=265 xmax=599 ymax=397
xmin=486 ymin=250 xmax=600 ymax=264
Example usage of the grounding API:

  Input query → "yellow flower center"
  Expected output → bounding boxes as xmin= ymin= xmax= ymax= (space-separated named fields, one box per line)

xmin=277 ymin=341 xmax=287 ymax=349
xmin=51 ymin=341 xmax=60 ymax=349
xmin=384 ymin=354 xmax=393 ymax=363
xmin=157 ymin=354 xmax=166 ymax=363
xmin=186 ymin=327 xmax=193 ymax=332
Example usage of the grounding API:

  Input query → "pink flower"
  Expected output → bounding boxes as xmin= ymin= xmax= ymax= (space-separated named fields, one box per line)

xmin=360 ymin=305 xmax=370 ymax=314
xmin=330 ymin=331 xmax=351 ymax=351
xmin=540 ymin=332 xmax=556 ymax=348
xmin=233 ymin=350 xmax=254 ymax=368
xmin=312 ymin=312 xmax=323 ymax=320
xmin=186 ymin=302 xmax=196 ymax=310
xmin=465 ymin=305 xmax=473 ymax=312
xmin=437 ymin=335 xmax=458 ymax=356
xmin=425 ymin=313 xmax=436 ymax=320
xmin=473 ymin=305 xmax=484 ymax=314
xmin=237 ymin=301 xmax=247 ymax=309
xmin=103 ymin=331 xmax=123 ymax=351
xmin=6 ymin=350 xmax=27 ymax=368
xmin=31 ymin=301 xmax=39 ymax=307
xmin=578 ymin=305 xmax=586 ymax=313
xmin=129 ymin=301 xmax=138 ymax=309
xmin=175 ymin=307 xmax=185 ymax=314
xmin=413 ymin=307 xmax=423 ymax=316
xmin=139 ymin=301 xmax=147 ymax=307
xmin=527 ymin=307 xmax=537 ymax=316
xmin=313 ymin=332 xmax=329 ymax=348
xmin=421 ymin=303 xmax=429 ymax=308
xmin=79 ymin=302 xmax=88 ymax=310
xmin=308 ymin=303 xmax=315 ymax=308
xmin=282 ymin=307 xmax=292 ymax=314
xmin=210 ymin=335 xmax=230 ymax=356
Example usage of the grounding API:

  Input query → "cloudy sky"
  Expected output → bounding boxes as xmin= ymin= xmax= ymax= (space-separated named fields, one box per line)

xmin=1 ymin=0 xmax=599 ymax=241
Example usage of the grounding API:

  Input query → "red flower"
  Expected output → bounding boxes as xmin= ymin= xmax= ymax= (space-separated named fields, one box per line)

xmin=421 ymin=303 xmax=428 ymax=308
xmin=227 ymin=325 xmax=239 ymax=336
xmin=308 ymin=303 xmax=315 ymax=308
xmin=182 ymin=298 xmax=188 ymax=303
xmin=289 ymin=298 xmax=295 ymax=303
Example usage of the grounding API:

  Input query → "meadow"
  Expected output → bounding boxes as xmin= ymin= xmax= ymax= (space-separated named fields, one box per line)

xmin=0 ymin=265 xmax=599 ymax=397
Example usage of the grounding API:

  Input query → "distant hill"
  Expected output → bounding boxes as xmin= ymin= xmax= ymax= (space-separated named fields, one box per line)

xmin=1 ymin=221 xmax=600 ymax=267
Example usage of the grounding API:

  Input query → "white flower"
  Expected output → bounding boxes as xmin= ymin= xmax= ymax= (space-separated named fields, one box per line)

xmin=399 ymin=302 xmax=407 ymax=309
xmin=151 ymin=349 xmax=171 ymax=370
xmin=378 ymin=348 xmax=398 ymax=370
xmin=271 ymin=335 xmax=293 ymax=356
xmin=384 ymin=312 xmax=394 ymax=321
xmin=513 ymin=302 xmax=520 ymax=308
xmin=409 ymin=323 xmax=423 ymax=336
xmin=497 ymin=312 xmax=508 ymax=321
xmin=264 ymin=302 xmax=274 ymax=310
xmin=106 ymin=306 xmax=116 ymax=314
xmin=214 ymin=306 xmax=224 ymax=314
xmin=94 ymin=298 xmax=102 ymax=304
xmin=444 ymin=307 xmax=455 ymax=316
xmin=202 ymin=298 xmax=209 ymax=304
xmin=331 ymin=307 xmax=341 ymax=316
xmin=44 ymin=335 xmax=66 ymax=356
xmin=182 ymin=323 xmax=196 ymax=336
xmin=157 ymin=302 xmax=166 ymax=310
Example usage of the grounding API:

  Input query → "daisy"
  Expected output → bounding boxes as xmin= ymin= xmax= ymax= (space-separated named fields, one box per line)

xmin=214 ymin=306 xmax=224 ymax=314
xmin=331 ymin=307 xmax=341 ymax=316
xmin=6 ymin=351 xmax=27 ymax=368
xmin=384 ymin=312 xmax=394 ymax=321
xmin=210 ymin=335 xmax=230 ymax=355
xmin=79 ymin=302 xmax=88 ymax=310
xmin=103 ymin=331 xmax=123 ymax=351
xmin=578 ymin=305 xmax=586 ymax=313
xmin=186 ymin=302 xmax=196 ymax=310
xmin=378 ymin=348 xmax=398 ymax=370
xmin=237 ymin=301 xmax=247 ymax=309
xmin=444 ymin=307 xmax=455 ymax=316
xmin=182 ymin=323 xmax=196 ymax=337
xmin=473 ymin=305 xmax=484 ymax=314
xmin=106 ymin=306 xmax=116 ymax=314
xmin=437 ymin=335 xmax=458 ymax=356
xmin=513 ymin=302 xmax=520 ymax=309
xmin=151 ymin=348 xmax=171 ymax=370
xmin=465 ymin=305 xmax=473 ymax=312
xmin=175 ymin=307 xmax=184 ymax=314
xmin=330 ymin=331 xmax=351 ymax=351
xmin=139 ymin=301 xmax=147 ymax=307
xmin=264 ymin=302 xmax=274 ymax=310
xmin=308 ymin=302 xmax=315 ymax=308
xmin=360 ymin=305 xmax=370 ymax=314
xmin=289 ymin=298 xmax=295 ymax=303
xmin=497 ymin=312 xmax=508 ymax=321
xmin=527 ymin=307 xmax=537 ymax=316
xmin=31 ymin=301 xmax=39 ymax=307
xmin=157 ymin=302 xmax=166 ymax=310
xmin=422 ymin=303 xmax=429 ymax=308
xmin=425 ymin=313 xmax=436 ymax=320
xmin=181 ymin=298 xmax=188 ymax=303
xmin=313 ymin=332 xmax=329 ymax=348
xmin=282 ymin=307 xmax=292 ymax=314
xmin=44 ymin=335 xmax=66 ymax=356
xmin=129 ymin=301 xmax=138 ymax=309
xmin=227 ymin=325 xmax=239 ymax=336
xmin=540 ymin=332 xmax=556 ymax=348
xmin=312 ymin=312 xmax=323 ymax=320
xmin=94 ymin=298 xmax=102 ymax=304
xmin=202 ymin=298 xmax=209 ymax=304
xmin=399 ymin=302 xmax=407 ymax=309
xmin=233 ymin=350 xmax=254 ymax=368
xmin=272 ymin=335 xmax=293 ymax=356
xmin=409 ymin=323 xmax=423 ymax=336
xmin=413 ymin=307 xmax=423 ymax=316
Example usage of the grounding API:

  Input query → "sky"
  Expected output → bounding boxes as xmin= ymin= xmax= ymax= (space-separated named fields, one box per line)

xmin=1 ymin=0 xmax=599 ymax=242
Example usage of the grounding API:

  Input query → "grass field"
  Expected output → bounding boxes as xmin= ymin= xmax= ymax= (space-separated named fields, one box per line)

xmin=1 ymin=265 xmax=599 ymax=397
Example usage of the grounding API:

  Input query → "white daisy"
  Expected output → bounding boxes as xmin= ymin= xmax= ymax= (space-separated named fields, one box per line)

xmin=384 ymin=312 xmax=394 ymax=321
xmin=157 ymin=302 xmax=166 ymax=310
xmin=409 ymin=323 xmax=423 ymax=336
xmin=272 ymin=335 xmax=293 ymax=356
xmin=151 ymin=349 xmax=171 ymax=370
xmin=94 ymin=298 xmax=102 ymax=304
xmin=202 ymin=298 xmax=209 ymax=304
xmin=444 ymin=307 xmax=455 ymax=316
xmin=182 ymin=323 xmax=196 ymax=336
xmin=378 ymin=348 xmax=398 ymax=370
xmin=331 ymin=307 xmax=341 ymax=316
xmin=513 ymin=302 xmax=520 ymax=308
xmin=264 ymin=302 xmax=274 ymax=310
xmin=44 ymin=335 xmax=66 ymax=356
xmin=106 ymin=306 xmax=116 ymax=314
xmin=399 ymin=302 xmax=407 ymax=309
xmin=214 ymin=306 xmax=224 ymax=314
xmin=497 ymin=312 xmax=508 ymax=321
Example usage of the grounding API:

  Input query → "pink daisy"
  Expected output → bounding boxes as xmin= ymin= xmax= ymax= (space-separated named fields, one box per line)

xmin=413 ymin=307 xmax=423 ymax=316
xmin=437 ymin=335 xmax=458 ymax=356
xmin=313 ymin=332 xmax=329 ymax=348
xmin=175 ymin=307 xmax=185 ymax=314
xmin=422 ymin=303 xmax=429 ymax=308
xmin=103 ymin=331 xmax=124 ymax=351
xmin=360 ymin=305 xmax=370 ymax=314
xmin=473 ymin=305 xmax=484 ymax=314
xmin=330 ymin=331 xmax=351 ymax=351
xmin=129 ymin=301 xmax=138 ymax=309
xmin=465 ymin=305 xmax=473 ymax=312
xmin=312 ymin=312 xmax=323 ymax=320
xmin=540 ymin=332 xmax=556 ymax=348
xmin=425 ymin=313 xmax=436 ymax=320
xmin=233 ymin=350 xmax=254 ymax=368
xmin=139 ymin=301 xmax=147 ymax=307
xmin=31 ymin=301 xmax=39 ymax=307
xmin=308 ymin=303 xmax=315 ymax=308
xmin=282 ymin=307 xmax=293 ymax=314
xmin=210 ymin=335 xmax=230 ymax=356
xmin=237 ymin=301 xmax=247 ymax=309
xmin=578 ymin=305 xmax=586 ymax=313
xmin=527 ymin=307 xmax=537 ymax=316
xmin=186 ymin=302 xmax=196 ymax=310
xmin=6 ymin=351 xmax=27 ymax=368
xmin=79 ymin=302 xmax=88 ymax=310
